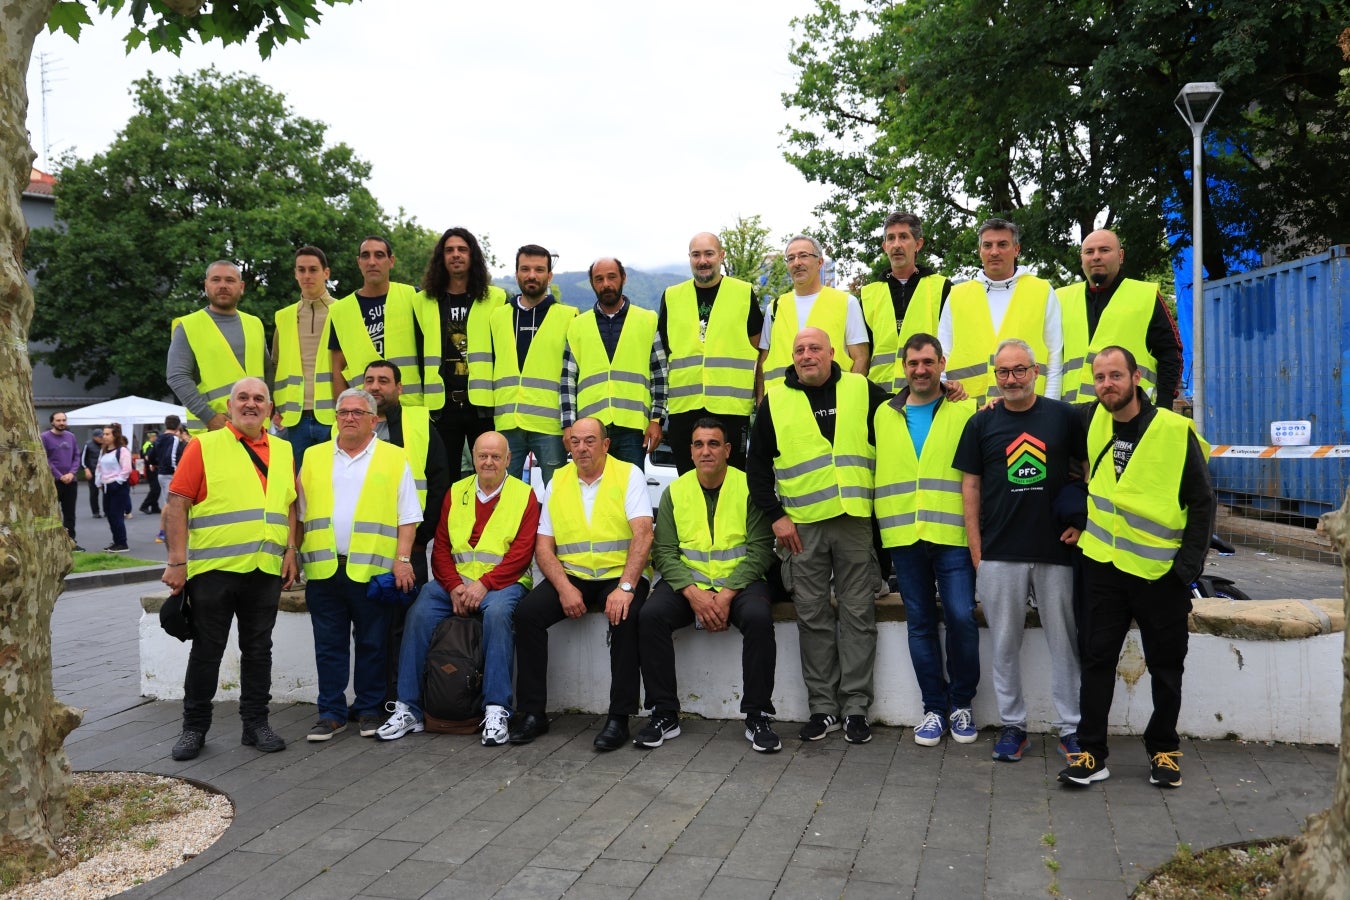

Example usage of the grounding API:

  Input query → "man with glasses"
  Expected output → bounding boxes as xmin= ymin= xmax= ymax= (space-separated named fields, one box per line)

xmin=759 ymin=235 xmax=869 ymax=393
xmin=954 ymin=339 xmax=1087 ymax=763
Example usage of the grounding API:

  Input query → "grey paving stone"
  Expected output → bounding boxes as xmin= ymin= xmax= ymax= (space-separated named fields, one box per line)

xmin=494 ymin=798 xmax=592 ymax=850
xmin=238 ymin=798 xmax=355 ymax=853
xmin=1049 ymin=876 xmax=1133 ymax=898
xmin=356 ymin=858 xmax=458 ymax=899
xmin=492 ymin=864 xmax=584 ymax=900
xmin=773 ymin=863 xmax=849 ymax=899
xmin=670 ymin=821 xmax=742 ymax=858
xmin=575 ymin=857 xmax=654 ymax=887
xmin=720 ymin=823 xmax=798 ymax=882
xmin=603 ymin=770 xmax=726 ymax=862
xmin=630 ymin=853 xmax=722 ymax=899
xmin=469 ymin=772 xmax=567 ymax=823
xmin=560 ymin=883 xmax=635 ymax=900
xmin=214 ymin=855 xmax=354 ymax=900
xmin=283 ymin=866 xmax=381 ymax=900
xmin=435 ymin=843 xmax=536 ymax=888
xmin=913 ymin=847 xmax=985 ymax=899
xmin=412 ymin=817 xmax=512 ymax=864
xmin=699 ymin=874 xmax=776 ymax=900
xmin=328 ymin=837 xmax=421 ymax=876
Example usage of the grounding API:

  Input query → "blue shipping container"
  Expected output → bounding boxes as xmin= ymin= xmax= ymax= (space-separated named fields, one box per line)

xmin=1202 ymin=245 xmax=1350 ymax=518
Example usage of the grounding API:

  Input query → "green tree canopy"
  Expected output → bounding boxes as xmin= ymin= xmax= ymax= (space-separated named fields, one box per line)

xmin=783 ymin=0 xmax=1350 ymax=281
xmin=719 ymin=214 xmax=791 ymax=305
xmin=27 ymin=66 xmax=389 ymax=397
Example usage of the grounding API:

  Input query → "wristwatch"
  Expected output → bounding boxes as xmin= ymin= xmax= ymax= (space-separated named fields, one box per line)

xmin=619 ymin=581 xmax=634 ymax=593
xmin=396 ymin=555 xmax=412 ymax=564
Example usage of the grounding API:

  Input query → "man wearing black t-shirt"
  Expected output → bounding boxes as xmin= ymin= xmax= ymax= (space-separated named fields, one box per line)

xmin=954 ymin=338 xmax=1087 ymax=764
xmin=328 ymin=236 xmax=423 ymax=401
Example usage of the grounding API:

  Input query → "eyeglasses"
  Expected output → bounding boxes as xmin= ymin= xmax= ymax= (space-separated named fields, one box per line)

xmin=335 ymin=409 xmax=372 ymax=419
xmin=994 ymin=365 xmax=1035 ymax=380
xmin=784 ymin=253 xmax=819 ymax=264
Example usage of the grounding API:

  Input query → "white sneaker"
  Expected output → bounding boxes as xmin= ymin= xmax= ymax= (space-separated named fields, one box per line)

xmin=375 ymin=700 xmax=423 ymax=741
xmin=481 ymin=704 xmax=510 ymax=746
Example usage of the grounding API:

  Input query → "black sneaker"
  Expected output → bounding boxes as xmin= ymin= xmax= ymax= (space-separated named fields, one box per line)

xmin=798 ymin=713 xmax=840 ymax=741
xmin=358 ymin=714 xmax=382 ymax=738
xmin=242 ymin=722 xmax=286 ymax=753
xmin=1149 ymin=751 xmax=1183 ymax=788
xmin=745 ymin=715 xmax=782 ymax=753
xmin=103 ymin=543 xmax=129 ymax=553
xmin=634 ymin=712 xmax=681 ymax=748
xmin=844 ymin=715 xmax=872 ymax=744
xmin=171 ymin=729 xmax=205 ymax=761
xmin=1058 ymin=751 xmax=1110 ymax=787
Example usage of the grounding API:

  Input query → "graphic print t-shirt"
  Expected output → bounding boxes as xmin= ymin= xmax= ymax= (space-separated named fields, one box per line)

xmin=439 ymin=292 xmax=471 ymax=396
xmin=953 ymin=398 xmax=1086 ymax=564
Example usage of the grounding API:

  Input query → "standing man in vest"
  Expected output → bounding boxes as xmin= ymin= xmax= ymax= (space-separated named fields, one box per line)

xmin=361 ymin=359 xmax=451 ymax=586
xmin=561 ymin=258 xmax=667 ymax=468
xmin=658 ymin=232 xmax=763 ymax=473
xmin=166 ymin=260 xmax=270 ymax=433
xmin=759 ymin=235 xmax=870 ymax=393
xmin=1057 ymin=230 xmax=1183 ymax=404
xmin=938 ymin=218 xmax=1064 ymax=402
xmin=377 ymin=431 xmax=540 ymax=746
xmin=954 ymin=339 xmax=1087 ymax=762
xmin=1059 ymin=347 xmax=1212 ymax=789
xmin=509 ymin=417 xmax=653 ymax=751
xmin=640 ymin=417 xmax=780 ymax=751
xmin=874 ymin=334 xmax=980 ymax=746
xmin=42 ymin=411 xmax=82 ymax=550
xmin=416 ymin=227 xmax=508 ymax=479
xmin=490 ymin=244 xmax=576 ymax=485
xmin=161 ymin=377 xmax=297 ymax=761
xmin=272 ymin=246 xmax=337 ymax=468
xmin=748 ymin=328 xmax=889 ymax=744
xmin=297 ymin=387 xmax=422 ymax=742
xmin=861 ymin=213 xmax=952 ymax=392
xmin=328 ymin=236 xmax=425 ymax=402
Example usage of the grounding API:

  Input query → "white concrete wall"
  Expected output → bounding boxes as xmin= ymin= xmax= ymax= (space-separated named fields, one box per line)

xmin=139 ymin=609 xmax=1342 ymax=744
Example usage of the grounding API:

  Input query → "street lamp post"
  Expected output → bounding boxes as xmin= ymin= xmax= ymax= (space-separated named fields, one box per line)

xmin=1174 ymin=81 xmax=1223 ymax=433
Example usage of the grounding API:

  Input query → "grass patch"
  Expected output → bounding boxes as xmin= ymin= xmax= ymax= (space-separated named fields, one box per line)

xmin=1132 ymin=840 xmax=1288 ymax=899
xmin=71 ymin=550 xmax=160 ymax=573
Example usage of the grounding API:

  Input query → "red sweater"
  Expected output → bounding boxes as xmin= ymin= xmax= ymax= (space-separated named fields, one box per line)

xmin=430 ymin=485 xmax=539 ymax=593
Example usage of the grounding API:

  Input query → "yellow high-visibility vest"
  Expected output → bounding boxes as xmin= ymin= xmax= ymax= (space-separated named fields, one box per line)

xmin=187 ymin=430 xmax=294 ymax=579
xmin=273 ymin=302 xmax=335 ymax=426
xmin=945 ymin=277 xmax=1051 ymax=402
xmin=873 ymin=396 xmax=974 ymax=548
xmin=860 ymin=276 xmax=946 ymax=392
xmin=1058 ymin=279 xmax=1160 ymax=403
xmin=664 ymin=278 xmax=758 ymax=416
xmin=762 ymin=287 xmax=851 ymax=392
xmin=766 ymin=373 xmax=874 ymax=523
xmin=413 ymin=284 xmax=509 ymax=409
xmin=569 ymin=306 xmax=658 ymax=431
xmin=299 ymin=438 xmax=409 ymax=582
xmin=667 ymin=467 xmax=751 ymax=590
xmin=490 ymin=301 xmax=577 ymax=435
xmin=176 ymin=309 xmax=266 ymax=433
xmin=328 ymin=283 xmax=421 ymax=399
xmin=447 ymin=473 xmax=535 ymax=589
xmin=548 ymin=455 xmax=641 ymax=581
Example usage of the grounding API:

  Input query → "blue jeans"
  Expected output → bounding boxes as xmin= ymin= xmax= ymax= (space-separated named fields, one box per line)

xmin=397 ymin=579 xmax=528 ymax=718
xmin=283 ymin=411 xmax=333 ymax=473
xmin=503 ymin=429 xmax=565 ymax=487
xmin=890 ymin=541 xmax=979 ymax=714
xmin=102 ymin=481 xmax=130 ymax=545
xmin=606 ymin=426 xmax=646 ymax=469
xmin=306 ymin=565 xmax=393 ymax=722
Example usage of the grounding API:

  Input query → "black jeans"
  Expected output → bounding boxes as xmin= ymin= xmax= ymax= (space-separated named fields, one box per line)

xmin=86 ymin=474 xmax=101 ymax=515
xmin=435 ymin=404 xmax=493 ymax=483
xmin=182 ymin=568 xmax=282 ymax=734
xmin=141 ymin=470 xmax=161 ymax=511
xmin=639 ymin=579 xmax=776 ymax=717
xmin=54 ymin=478 xmax=78 ymax=540
xmin=513 ymin=575 xmax=648 ymax=717
xmin=666 ymin=410 xmax=748 ymax=475
xmin=1077 ymin=557 xmax=1192 ymax=760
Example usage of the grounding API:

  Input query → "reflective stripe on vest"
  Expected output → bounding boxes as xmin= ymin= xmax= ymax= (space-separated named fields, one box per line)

xmin=547 ymin=455 xmax=640 ymax=581
xmin=873 ymin=396 xmax=974 ymax=548
xmin=490 ymin=302 xmax=577 ymax=435
xmin=447 ymin=473 xmax=535 ymax=589
xmin=177 ymin=310 xmax=266 ymax=434
xmin=763 ymin=287 xmax=850 ymax=392
xmin=400 ymin=406 xmax=431 ymax=509
xmin=668 ymin=467 xmax=750 ymax=590
xmin=767 ymin=373 xmax=874 ymax=523
xmin=299 ymin=438 xmax=410 ymax=582
xmin=945 ymin=277 xmax=1051 ymax=402
xmin=328 ymin=283 xmax=421 ymax=397
xmin=664 ymin=277 xmax=759 ymax=416
xmin=568 ymin=306 xmax=658 ymax=431
xmin=1057 ymin=279 xmax=1160 ymax=403
xmin=273 ymin=301 xmax=336 ymax=426
xmin=186 ymin=429 xmax=295 ymax=578
xmin=861 ymin=276 xmax=946 ymax=392
xmin=1078 ymin=405 xmax=1189 ymax=579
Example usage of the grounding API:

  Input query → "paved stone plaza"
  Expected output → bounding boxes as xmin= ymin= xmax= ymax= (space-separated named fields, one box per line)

xmin=52 ymin=581 xmax=1338 ymax=899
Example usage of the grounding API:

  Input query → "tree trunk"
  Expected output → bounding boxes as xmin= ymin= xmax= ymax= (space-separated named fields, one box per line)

xmin=0 ymin=0 xmax=84 ymax=867
xmin=1271 ymin=488 xmax=1350 ymax=898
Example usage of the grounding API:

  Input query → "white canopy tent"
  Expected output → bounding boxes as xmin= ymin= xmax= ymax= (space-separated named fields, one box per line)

xmin=63 ymin=396 xmax=187 ymax=434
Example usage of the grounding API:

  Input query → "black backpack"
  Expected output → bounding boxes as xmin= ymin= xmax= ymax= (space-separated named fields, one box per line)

xmin=421 ymin=615 xmax=484 ymax=733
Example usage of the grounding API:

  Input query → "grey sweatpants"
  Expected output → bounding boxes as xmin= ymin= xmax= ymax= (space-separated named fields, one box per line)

xmin=781 ymin=514 xmax=878 ymax=718
xmin=976 ymin=559 xmax=1080 ymax=735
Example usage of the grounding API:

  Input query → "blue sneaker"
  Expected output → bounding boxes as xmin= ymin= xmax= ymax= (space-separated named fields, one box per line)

xmin=913 ymin=711 xmax=945 ymax=746
xmin=992 ymin=725 xmax=1029 ymax=762
xmin=948 ymin=707 xmax=977 ymax=744
xmin=1058 ymin=732 xmax=1081 ymax=759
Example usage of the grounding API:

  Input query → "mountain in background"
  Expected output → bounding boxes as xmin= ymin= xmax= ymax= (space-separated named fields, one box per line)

xmin=493 ymin=268 xmax=686 ymax=311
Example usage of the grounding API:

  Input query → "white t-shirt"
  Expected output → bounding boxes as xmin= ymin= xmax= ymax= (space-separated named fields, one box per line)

xmin=538 ymin=461 xmax=651 ymax=537
xmin=297 ymin=437 xmax=422 ymax=555
xmin=758 ymin=290 xmax=870 ymax=350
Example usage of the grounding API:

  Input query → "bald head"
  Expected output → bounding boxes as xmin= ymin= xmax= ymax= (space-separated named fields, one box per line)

xmin=1081 ymin=229 xmax=1124 ymax=287
xmin=688 ymin=232 xmax=725 ymax=286
xmin=227 ymin=377 xmax=272 ymax=436
xmin=472 ymin=430 xmax=511 ymax=492
xmin=791 ymin=327 xmax=835 ymax=387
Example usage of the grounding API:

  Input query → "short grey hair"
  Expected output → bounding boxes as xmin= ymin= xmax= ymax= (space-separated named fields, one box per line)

xmin=995 ymin=338 xmax=1037 ymax=367
xmin=977 ymin=217 xmax=1020 ymax=244
xmin=883 ymin=212 xmax=923 ymax=241
xmin=206 ymin=259 xmax=242 ymax=278
xmin=785 ymin=234 xmax=823 ymax=257
xmin=336 ymin=387 xmax=377 ymax=415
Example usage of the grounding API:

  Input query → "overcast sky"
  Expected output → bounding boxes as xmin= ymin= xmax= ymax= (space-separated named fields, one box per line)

xmin=25 ymin=1 xmax=833 ymax=275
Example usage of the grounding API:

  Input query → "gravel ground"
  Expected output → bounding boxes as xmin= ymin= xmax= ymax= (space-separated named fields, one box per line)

xmin=4 ymin=773 xmax=232 ymax=900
